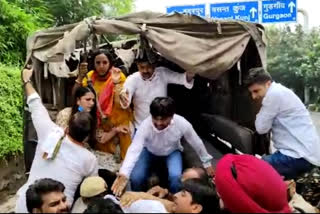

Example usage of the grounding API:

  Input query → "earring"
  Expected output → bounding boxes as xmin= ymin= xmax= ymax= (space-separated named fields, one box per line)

xmin=78 ymin=106 xmax=84 ymax=112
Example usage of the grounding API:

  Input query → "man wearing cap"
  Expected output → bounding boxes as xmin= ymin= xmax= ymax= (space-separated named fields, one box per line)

xmin=72 ymin=176 xmax=108 ymax=213
xmin=119 ymin=54 xmax=195 ymax=129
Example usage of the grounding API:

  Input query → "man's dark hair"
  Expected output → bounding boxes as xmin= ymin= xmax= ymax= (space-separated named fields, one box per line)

xmin=181 ymin=178 xmax=219 ymax=213
xmin=244 ymin=67 xmax=272 ymax=88
xmin=150 ymin=97 xmax=176 ymax=118
xmin=192 ymin=167 xmax=212 ymax=187
xmin=68 ymin=112 xmax=93 ymax=142
xmin=84 ymin=198 xmax=123 ymax=213
xmin=135 ymin=51 xmax=150 ymax=64
xmin=26 ymin=178 xmax=65 ymax=213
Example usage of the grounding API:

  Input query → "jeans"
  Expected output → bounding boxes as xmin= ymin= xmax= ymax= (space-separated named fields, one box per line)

xmin=262 ymin=151 xmax=314 ymax=179
xmin=130 ymin=148 xmax=183 ymax=193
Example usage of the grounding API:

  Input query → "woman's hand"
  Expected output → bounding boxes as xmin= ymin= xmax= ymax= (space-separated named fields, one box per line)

xmin=147 ymin=185 xmax=169 ymax=198
xmin=119 ymin=89 xmax=130 ymax=108
xmin=96 ymin=129 xmax=118 ymax=144
xmin=111 ymin=66 xmax=122 ymax=84
xmin=115 ymin=125 xmax=130 ymax=134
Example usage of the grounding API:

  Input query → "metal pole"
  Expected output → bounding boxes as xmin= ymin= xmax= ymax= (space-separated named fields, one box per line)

xmin=298 ymin=8 xmax=309 ymax=32
xmin=298 ymin=8 xmax=310 ymax=104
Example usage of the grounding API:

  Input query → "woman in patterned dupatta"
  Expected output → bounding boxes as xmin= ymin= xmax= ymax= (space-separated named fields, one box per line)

xmin=75 ymin=49 xmax=133 ymax=161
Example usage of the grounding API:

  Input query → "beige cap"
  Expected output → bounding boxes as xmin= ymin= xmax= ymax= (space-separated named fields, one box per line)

xmin=80 ymin=176 xmax=108 ymax=198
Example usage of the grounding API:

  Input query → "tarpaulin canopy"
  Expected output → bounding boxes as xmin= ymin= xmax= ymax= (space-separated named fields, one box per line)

xmin=26 ymin=11 xmax=266 ymax=79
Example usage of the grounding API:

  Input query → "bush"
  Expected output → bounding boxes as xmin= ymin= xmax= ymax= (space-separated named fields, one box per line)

xmin=0 ymin=0 xmax=42 ymax=65
xmin=0 ymin=64 xmax=23 ymax=159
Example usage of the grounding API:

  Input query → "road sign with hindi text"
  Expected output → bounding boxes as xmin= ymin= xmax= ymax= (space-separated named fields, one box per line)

xmin=210 ymin=1 xmax=259 ymax=23
xmin=262 ymin=0 xmax=297 ymax=23
xmin=166 ymin=4 xmax=206 ymax=18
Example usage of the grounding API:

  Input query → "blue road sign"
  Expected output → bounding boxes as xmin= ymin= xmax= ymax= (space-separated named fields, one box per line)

xmin=210 ymin=1 xmax=259 ymax=23
xmin=262 ymin=0 xmax=297 ymax=23
xmin=166 ymin=4 xmax=206 ymax=18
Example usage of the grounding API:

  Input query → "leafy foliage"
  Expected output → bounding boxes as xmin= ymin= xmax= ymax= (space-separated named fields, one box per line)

xmin=0 ymin=64 xmax=23 ymax=159
xmin=0 ymin=0 xmax=134 ymax=65
xmin=37 ymin=0 xmax=134 ymax=26
xmin=8 ymin=0 xmax=54 ymax=26
xmin=0 ymin=0 xmax=44 ymax=65
xmin=266 ymin=25 xmax=320 ymax=104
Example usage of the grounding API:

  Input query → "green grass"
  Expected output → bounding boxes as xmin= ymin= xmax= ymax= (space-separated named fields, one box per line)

xmin=0 ymin=64 xmax=23 ymax=159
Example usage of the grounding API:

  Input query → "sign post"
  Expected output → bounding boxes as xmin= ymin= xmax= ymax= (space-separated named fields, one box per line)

xmin=166 ymin=4 xmax=206 ymax=18
xmin=210 ymin=1 xmax=259 ymax=23
xmin=261 ymin=0 xmax=297 ymax=23
xmin=166 ymin=0 xmax=297 ymax=24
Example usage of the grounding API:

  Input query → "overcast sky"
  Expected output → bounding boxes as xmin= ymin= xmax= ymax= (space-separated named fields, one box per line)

xmin=135 ymin=0 xmax=320 ymax=29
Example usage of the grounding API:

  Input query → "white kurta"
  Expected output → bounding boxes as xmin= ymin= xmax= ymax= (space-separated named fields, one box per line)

xmin=122 ymin=67 xmax=194 ymax=128
xmin=15 ymin=93 xmax=98 ymax=213
xmin=120 ymin=114 xmax=213 ymax=178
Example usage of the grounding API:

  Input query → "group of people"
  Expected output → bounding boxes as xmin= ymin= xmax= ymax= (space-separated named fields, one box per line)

xmin=15 ymin=48 xmax=320 ymax=213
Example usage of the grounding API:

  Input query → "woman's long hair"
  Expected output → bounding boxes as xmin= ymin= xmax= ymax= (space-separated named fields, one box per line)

xmin=89 ymin=49 xmax=115 ymax=73
xmin=71 ymin=86 xmax=97 ymax=148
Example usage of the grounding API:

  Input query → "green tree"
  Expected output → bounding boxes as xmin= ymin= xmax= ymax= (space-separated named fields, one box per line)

xmin=266 ymin=25 xmax=320 ymax=105
xmin=0 ymin=0 xmax=44 ymax=64
xmin=8 ymin=0 xmax=54 ymax=26
xmin=0 ymin=0 xmax=134 ymax=65
xmin=44 ymin=0 xmax=134 ymax=26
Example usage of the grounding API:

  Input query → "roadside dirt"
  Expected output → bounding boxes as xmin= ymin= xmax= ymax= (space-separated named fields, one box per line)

xmin=0 ymin=155 xmax=26 ymax=213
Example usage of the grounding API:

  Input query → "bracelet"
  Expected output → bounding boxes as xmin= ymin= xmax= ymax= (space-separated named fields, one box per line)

xmin=23 ymin=80 xmax=31 ymax=87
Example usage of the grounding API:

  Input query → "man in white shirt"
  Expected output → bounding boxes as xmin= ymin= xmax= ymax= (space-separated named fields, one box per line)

xmin=120 ymin=178 xmax=217 ymax=213
xmin=111 ymin=97 xmax=214 ymax=196
xmin=119 ymin=56 xmax=195 ymax=129
xmin=16 ymin=68 xmax=98 ymax=213
xmin=244 ymin=67 xmax=320 ymax=179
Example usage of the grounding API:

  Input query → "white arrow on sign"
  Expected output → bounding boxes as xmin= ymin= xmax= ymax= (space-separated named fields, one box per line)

xmin=250 ymin=7 xmax=257 ymax=18
xmin=288 ymin=1 xmax=296 ymax=13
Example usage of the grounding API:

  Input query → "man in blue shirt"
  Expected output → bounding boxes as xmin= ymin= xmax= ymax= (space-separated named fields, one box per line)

xmin=244 ymin=67 xmax=320 ymax=179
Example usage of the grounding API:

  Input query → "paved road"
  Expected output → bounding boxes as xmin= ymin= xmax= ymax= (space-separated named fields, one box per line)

xmin=310 ymin=111 xmax=320 ymax=135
